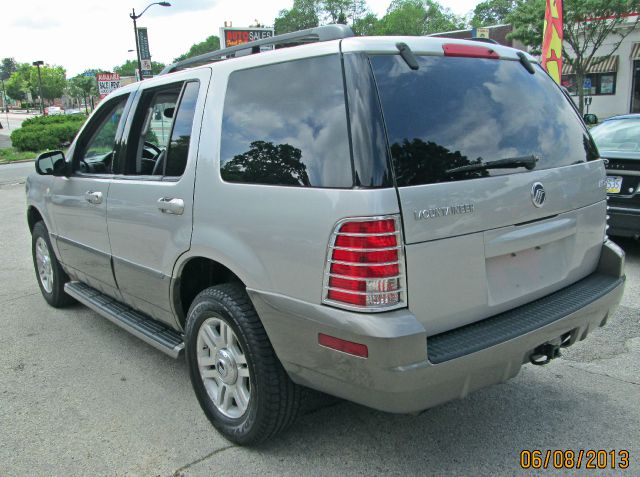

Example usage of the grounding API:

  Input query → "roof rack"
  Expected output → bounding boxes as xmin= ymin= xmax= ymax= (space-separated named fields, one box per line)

xmin=160 ymin=24 xmax=354 ymax=75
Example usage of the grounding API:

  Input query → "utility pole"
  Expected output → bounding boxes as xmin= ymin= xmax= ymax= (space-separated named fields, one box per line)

xmin=32 ymin=60 xmax=44 ymax=114
xmin=130 ymin=2 xmax=171 ymax=81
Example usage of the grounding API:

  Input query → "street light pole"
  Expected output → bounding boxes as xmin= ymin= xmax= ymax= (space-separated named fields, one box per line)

xmin=32 ymin=60 xmax=44 ymax=114
xmin=129 ymin=2 xmax=171 ymax=81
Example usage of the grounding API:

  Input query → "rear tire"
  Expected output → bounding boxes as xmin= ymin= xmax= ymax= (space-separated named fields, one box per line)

xmin=31 ymin=221 xmax=75 ymax=308
xmin=185 ymin=283 xmax=301 ymax=445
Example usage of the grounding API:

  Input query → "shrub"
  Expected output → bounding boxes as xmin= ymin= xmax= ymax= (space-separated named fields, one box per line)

xmin=11 ymin=114 xmax=88 ymax=152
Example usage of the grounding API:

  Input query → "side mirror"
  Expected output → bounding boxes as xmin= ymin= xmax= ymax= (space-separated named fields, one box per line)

xmin=584 ymin=113 xmax=598 ymax=125
xmin=35 ymin=150 xmax=67 ymax=176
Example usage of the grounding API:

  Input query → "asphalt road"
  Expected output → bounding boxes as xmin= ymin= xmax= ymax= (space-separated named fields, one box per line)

xmin=1 ymin=169 xmax=639 ymax=477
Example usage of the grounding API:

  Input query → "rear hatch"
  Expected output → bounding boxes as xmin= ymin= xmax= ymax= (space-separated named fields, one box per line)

xmin=364 ymin=40 xmax=607 ymax=335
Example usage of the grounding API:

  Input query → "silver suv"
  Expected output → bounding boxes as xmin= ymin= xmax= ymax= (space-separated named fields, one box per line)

xmin=26 ymin=25 xmax=625 ymax=445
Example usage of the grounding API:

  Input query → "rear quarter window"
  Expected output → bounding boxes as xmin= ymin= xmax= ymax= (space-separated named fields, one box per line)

xmin=370 ymin=55 xmax=599 ymax=187
xmin=220 ymin=55 xmax=353 ymax=188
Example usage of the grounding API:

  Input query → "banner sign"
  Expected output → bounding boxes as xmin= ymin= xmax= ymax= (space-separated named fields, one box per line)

xmin=96 ymin=73 xmax=121 ymax=99
xmin=220 ymin=27 xmax=275 ymax=51
xmin=542 ymin=0 xmax=563 ymax=84
xmin=137 ymin=27 xmax=153 ymax=78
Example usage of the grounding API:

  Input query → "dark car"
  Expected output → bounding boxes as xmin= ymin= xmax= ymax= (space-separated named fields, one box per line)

xmin=591 ymin=114 xmax=640 ymax=238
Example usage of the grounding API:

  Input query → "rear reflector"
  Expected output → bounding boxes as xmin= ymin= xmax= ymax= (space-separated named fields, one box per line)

xmin=323 ymin=215 xmax=407 ymax=311
xmin=443 ymin=43 xmax=500 ymax=59
xmin=318 ymin=333 xmax=368 ymax=358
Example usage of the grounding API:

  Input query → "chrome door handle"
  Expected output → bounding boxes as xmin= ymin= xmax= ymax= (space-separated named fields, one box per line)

xmin=157 ymin=197 xmax=184 ymax=215
xmin=85 ymin=191 xmax=103 ymax=205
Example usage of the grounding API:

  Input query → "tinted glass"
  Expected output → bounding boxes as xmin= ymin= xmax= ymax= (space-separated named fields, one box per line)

xmin=165 ymin=81 xmax=200 ymax=177
xmin=591 ymin=119 xmax=640 ymax=152
xmin=370 ymin=55 xmax=599 ymax=187
xmin=77 ymin=95 xmax=128 ymax=174
xmin=125 ymin=84 xmax=181 ymax=175
xmin=220 ymin=55 xmax=353 ymax=187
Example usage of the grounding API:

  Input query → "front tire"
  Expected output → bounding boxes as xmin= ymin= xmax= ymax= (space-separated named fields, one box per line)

xmin=31 ymin=221 xmax=75 ymax=307
xmin=185 ymin=283 xmax=301 ymax=445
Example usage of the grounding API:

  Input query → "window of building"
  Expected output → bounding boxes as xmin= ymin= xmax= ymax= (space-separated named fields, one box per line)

xmin=219 ymin=55 xmax=353 ymax=188
xmin=561 ymin=72 xmax=617 ymax=96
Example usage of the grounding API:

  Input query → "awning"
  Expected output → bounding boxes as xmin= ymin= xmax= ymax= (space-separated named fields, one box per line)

xmin=562 ymin=55 xmax=618 ymax=75
xmin=632 ymin=42 xmax=640 ymax=60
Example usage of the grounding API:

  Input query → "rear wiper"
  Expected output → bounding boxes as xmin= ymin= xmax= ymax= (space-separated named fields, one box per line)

xmin=445 ymin=155 xmax=539 ymax=174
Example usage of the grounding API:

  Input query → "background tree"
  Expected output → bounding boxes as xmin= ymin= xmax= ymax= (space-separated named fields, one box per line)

xmin=353 ymin=12 xmax=381 ymax=34
xmin=323 ymin=0 xmax=351 ymax=23
xmin=114 ymin=59 xmax=166 ymax=77
xmin=274 ymin=0 xmax=320 ymax=34
xmin=35 ymin=65 xmax=66 ymax=104
xmin=376 ymin=0 xmax=464 ymax=36
xmin=471 ymin=0 xmax=518 ymax=27
xmin=0 ymin=58 xmax=17 ymax=112
xmin=509 ymin=0 xmax=640 ymax=113
xmin=174 ymin=35 xmax=221 ymax=62
xmin=68 ymin=75 xmax=98 ymax=113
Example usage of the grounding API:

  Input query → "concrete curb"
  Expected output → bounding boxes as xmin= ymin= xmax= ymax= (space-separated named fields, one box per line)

xmin=0 ymin=159 xmax=35 ymax=166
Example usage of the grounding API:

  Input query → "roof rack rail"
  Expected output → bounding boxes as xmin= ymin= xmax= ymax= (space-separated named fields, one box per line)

xmin=469 ymin=37 xmax=499 ymax=45
xmin=160 ymin=24 xmax=354 ymax=75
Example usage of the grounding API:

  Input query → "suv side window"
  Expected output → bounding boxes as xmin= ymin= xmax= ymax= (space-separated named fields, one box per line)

xmin=75 ymin=95 xmax=128 ymax=174
xmin=220 ymin=55 xmax=353 ymax=188
xmin=125 ymin=83 xmax=182 ymax=176
xmin=164 ymin=81 xmax=200 ymax=177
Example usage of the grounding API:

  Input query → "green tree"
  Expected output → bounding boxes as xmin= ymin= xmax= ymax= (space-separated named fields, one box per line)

xmin=1 ymin=58 xmax=18 ymax=111
xmin=471 ymin=0 xmax=517 ymax=27
xmin=113 ymin=59 xmax=165 ymax=77
xmin=377 ymin=0 xmax=464 ymax=36
xmin=36 ymin=65 xmax=66 ymax=103
xmin=353 ymin=12 xmax=381 ymax=35
xmin=68 ymin=75 xmax=97 ymax=113
xmin=509 ymin=0 xmax=640 ymax=113
xmin=323 ymin=0 xmax=352 ymax=23
xmin=0 ymin=58 xmax=17 ymax=81
xmin=274 ymin=0 xmax=321 ymax=34
xmin=174 ymin=35 xmax=221 ymax=62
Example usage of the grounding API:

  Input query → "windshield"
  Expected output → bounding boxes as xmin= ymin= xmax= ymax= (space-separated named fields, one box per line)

xmin=591 ymin=119 xmax=640 ymax=153
xmin=370 ymin=55 xmax=599 ymax=187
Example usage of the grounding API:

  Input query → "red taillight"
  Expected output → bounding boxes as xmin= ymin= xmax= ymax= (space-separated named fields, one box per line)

xmin=318 ymin=333 xmax=368 ymax=358
xmin=323 ymin=216 xmax=406 ymax=311
xmin=442 ymin=43 xmax=500 ymax=59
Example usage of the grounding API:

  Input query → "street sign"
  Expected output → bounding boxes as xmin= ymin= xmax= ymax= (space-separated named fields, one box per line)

xmin=137 ymin=27 xmax=153 ymax=78
xmin=477 ymin=28 xmax=490 ymax=38
xmin=220 ymin=27 xmax=275 ymax=51
xmin=583 ymin=77 xmax=592 ymax=90
xmin=96 ymin=73 xmax=121 ymax=99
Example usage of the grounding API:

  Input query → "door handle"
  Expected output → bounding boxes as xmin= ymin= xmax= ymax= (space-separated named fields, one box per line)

xmin=157 ymin=197 xmax=184 ymax=215
xmin=85 ymin=191 xmax=103 ymax=205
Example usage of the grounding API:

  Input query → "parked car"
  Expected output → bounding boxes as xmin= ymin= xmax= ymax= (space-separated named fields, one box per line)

xmin=44 ymin=106 xmax=63 ymax=116
xmin=25 ymin=25 xmax=625 ymax=445
xmin=591 ymin=114 xmax=640 ymax=238
xmin=64 ymin=108 xmax=82 ymax=115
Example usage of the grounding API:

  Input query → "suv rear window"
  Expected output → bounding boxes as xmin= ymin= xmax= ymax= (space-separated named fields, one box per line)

xmin=370 ymin=55 xmax=599 ymax=187
xmin=220 ymin=55 xmax=353 ymax=188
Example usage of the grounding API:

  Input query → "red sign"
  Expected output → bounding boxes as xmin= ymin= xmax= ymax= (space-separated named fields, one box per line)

xmin=220 ymin=27 xmax=274 ymax=49
xmin=96 ymin=73 xmax=121 ymax=99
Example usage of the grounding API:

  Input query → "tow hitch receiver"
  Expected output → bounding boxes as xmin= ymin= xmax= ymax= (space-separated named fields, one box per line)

xmin=529 ymin=332 xmax=572 ymax=366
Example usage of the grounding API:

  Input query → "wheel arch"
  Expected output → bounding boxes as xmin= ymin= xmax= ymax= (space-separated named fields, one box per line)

xmin=171 ymin=254 xmax=247 ymax=329
xmin=27 ymin=205 xmax=45 ymax=233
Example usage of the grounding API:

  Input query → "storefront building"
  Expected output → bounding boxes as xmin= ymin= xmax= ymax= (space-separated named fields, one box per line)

xmin=562 ymin=19 xmax=640 ymax=119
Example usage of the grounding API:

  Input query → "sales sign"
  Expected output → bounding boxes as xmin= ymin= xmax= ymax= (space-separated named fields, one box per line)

xmin=220 ymin=27 xmax=275 ymax=51
xmin=96 ymin=73 xmax=121 ymax=99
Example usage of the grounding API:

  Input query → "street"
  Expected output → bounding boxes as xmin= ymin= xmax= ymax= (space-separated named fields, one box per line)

xmin=0 ymin=167 xmax=638 ymax=477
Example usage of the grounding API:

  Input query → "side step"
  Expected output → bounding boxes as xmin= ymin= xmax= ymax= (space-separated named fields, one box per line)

xmin=65 ymin=281 xmax=184 ymax=358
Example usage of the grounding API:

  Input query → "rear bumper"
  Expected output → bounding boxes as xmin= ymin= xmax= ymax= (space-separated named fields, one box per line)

xmin=248 ymin=241 xmax=625 ymax=413
xmin=608 ymin=204 xmax=640 ymax=238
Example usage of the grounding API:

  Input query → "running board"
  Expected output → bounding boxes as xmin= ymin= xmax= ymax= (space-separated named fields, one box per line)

xmin=64 ymin=281 xmax=184 ymax=358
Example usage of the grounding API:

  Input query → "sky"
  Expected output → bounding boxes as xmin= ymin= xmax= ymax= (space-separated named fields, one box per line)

xmin=3 ymin=0 xmax=482 ymax=77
